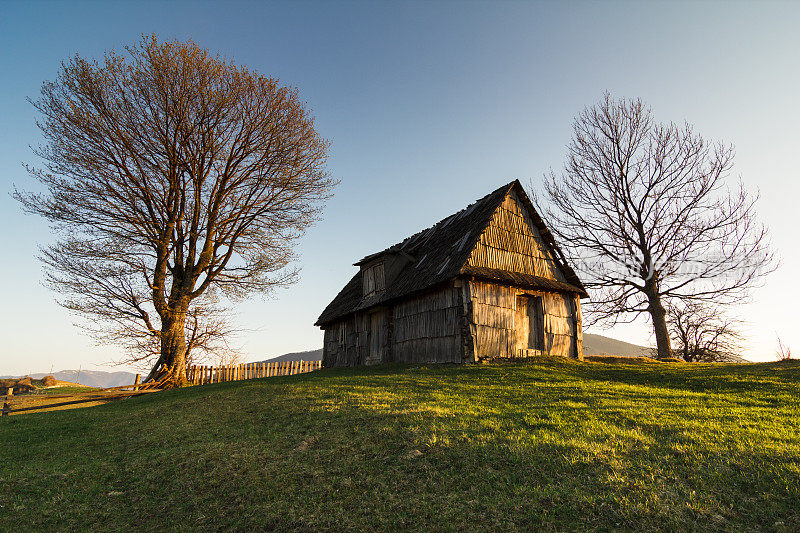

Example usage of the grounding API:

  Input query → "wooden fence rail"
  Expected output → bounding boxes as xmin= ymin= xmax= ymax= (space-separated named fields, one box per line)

xmin=187 ymin=360 xmax=322 ymax=385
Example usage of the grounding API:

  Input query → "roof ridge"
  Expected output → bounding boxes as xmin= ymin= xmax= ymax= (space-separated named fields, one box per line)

xmin=355 ymin=180 xmax=516 ymax=265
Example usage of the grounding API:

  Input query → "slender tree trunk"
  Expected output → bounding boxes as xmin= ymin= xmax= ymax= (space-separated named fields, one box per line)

xmin=645 ymin=288 xmax=673 ymax=360
xmin=158 ymin=308 xmax=189 ymax=387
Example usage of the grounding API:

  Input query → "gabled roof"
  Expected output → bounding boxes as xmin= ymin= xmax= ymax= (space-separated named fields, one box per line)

xmin=315 ymin=180 xmax=586 ymax=326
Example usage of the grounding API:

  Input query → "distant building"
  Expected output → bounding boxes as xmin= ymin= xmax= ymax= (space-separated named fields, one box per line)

xmin=315 ymin=181 xmax=587 ymax=366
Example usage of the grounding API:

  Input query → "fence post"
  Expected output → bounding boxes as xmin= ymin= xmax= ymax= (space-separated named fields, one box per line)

xmin=133 ymin=374 xmax=141 ymax=391
xmin=2 ymin=387 xmax=12 ymax=417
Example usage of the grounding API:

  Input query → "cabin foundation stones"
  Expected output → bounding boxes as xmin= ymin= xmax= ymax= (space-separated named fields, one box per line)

xmin=316 ymin=180 xmax=588 ymax=366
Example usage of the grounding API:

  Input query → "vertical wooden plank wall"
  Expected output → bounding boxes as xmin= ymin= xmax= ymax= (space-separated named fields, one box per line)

xmin=469 ymin=280 xmax=517 ymax=359
xmin=392 ymin=284 xmax=462 ymax=363
xmin=468 ymin=280 xmax=582 ymax=359
xmin=322 ymin=314 xmax=362 ymax=367
xmin=467 ymin=190 xmax=566 ymax=282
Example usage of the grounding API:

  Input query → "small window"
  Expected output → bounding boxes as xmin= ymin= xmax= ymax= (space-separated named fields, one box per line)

xmin=338 ymin=322 xmax=347 ymax=347
xmin=362 ymin=262 xmax=385 ymax=297
xmin=374 ymin=263 xmax=385 ymax=292
xmin=363 ymin=267 xmax=375 ymax=296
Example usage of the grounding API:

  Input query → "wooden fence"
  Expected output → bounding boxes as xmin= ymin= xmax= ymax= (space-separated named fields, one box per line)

xmin=187 ymin=360 xmax=322 ymax=385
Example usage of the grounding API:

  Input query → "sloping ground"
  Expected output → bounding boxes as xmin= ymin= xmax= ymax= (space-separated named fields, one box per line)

xmin=583 ymin=333 xmax=652 ymax=357
xmin=1 ymin=359 xmax=798 ymax=531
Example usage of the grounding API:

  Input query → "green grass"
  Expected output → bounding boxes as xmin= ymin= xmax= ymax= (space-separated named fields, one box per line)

xmin=1 ymin=358 xmax=798 ymax=531
xmin=30 ymin=385 xmax=100 ymax=395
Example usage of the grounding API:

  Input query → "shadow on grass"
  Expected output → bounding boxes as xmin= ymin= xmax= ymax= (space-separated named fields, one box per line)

xmin=1 ymin=362 xmax=798 ymax=531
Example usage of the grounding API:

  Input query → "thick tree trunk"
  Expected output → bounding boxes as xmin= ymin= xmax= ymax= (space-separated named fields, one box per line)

xmin=157 ymin=309 xmax=189 ymax=387
xmin=646 ymin=291 xmax=673 ymax=360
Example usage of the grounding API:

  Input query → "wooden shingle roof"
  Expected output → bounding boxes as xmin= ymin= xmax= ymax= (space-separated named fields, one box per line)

xmin=315 ymin=181 xmax=586 ymax=326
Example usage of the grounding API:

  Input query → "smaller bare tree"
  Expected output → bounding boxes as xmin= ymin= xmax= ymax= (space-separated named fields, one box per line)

xmin=666 ymin=302 xmax=743 ymax=362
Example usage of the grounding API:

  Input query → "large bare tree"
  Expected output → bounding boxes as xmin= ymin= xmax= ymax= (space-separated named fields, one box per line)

xmin=16 ymin=36 xmax=336 ymax=385
xmin=542 ymin=94 xmax=775 ymax=359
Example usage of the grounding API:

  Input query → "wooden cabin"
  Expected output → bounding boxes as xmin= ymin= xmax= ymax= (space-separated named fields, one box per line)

xmin=315 ymin=180 xmax=588 ymax=366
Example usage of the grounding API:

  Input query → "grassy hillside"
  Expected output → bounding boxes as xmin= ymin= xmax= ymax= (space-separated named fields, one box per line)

xmin=1 ymin=359 xmax=798 ymax=531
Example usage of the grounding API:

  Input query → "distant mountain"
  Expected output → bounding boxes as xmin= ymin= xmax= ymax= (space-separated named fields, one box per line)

xmin=257 ymin=349 xmax=322 ymax=364
xmin=582 ymin=333 xmax=748 ymax=362
xmin=582 ymin=333 xmax=652 ymax=358
xmin=0 ymin=370 xmax=138 ymax=388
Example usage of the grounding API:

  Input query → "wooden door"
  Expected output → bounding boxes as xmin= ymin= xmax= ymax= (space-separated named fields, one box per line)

xmin=367 ymin=310 xmax=386 ymax=364
xmin=516 ymin=295 xmax=543 ymax=355
xmin=526 ymin=297 xmax=544 ymax=350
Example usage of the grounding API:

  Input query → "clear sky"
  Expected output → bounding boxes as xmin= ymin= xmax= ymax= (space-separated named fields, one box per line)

xmin=1 ymin=0 xmax=798 ymax=375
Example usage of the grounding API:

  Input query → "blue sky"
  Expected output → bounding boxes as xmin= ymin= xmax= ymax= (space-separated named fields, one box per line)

xmin=1 ymin=0 xmax=798 ymax=374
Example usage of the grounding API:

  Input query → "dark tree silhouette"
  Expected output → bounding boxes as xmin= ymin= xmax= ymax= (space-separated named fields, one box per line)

xmin=542 ymin=94 xmax=775 ymax=359
xmin=666 ymin=302 xmax=743 ymax=362
xmin=16 ymin=36 xmax=336 ymax=386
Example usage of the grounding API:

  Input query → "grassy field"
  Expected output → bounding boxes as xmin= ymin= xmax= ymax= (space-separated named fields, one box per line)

xmin=1 ymin=358 xmax=798 ymax=531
